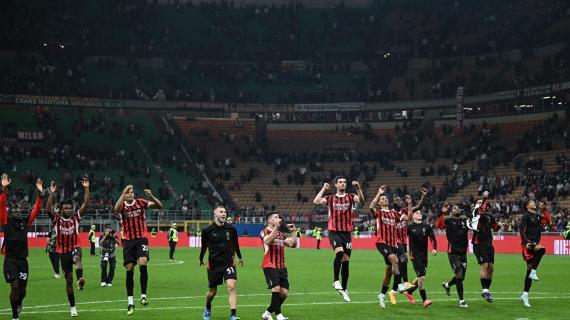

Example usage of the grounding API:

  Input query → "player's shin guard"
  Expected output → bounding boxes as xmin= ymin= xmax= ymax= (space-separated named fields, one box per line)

xmin=400 ymin=260 xmax=408 ymax=283
xmin=67 ymin=293 xmax=76 ymax=307
xmin=419 ymin=289 xmax=427 ymax=302
xmin=76 ymin=268 xmax=83 ymax=280
xmin=270 ymin=292 xmax=281 ymax=315
xmin=524 ymin=270 xmax=533 ymax=292
xmin=532 ymin=248 xmax=545 ymax=270
xmin=10 ymin=289 xmax=19 ymax=319
xmin=126 ymin=270 xmax=135 ymax=296
xmin=140 ymin=265 xmax=148 ymax=295
xmin=333 ymin=252 xmax=343 ymax=282
xmin=487 ymin=278 xmax=492 ymax=289
xmin=381 ymin=285 xmax=389 ymax=295
xmin=341 ymin=261 xmax=350 ymax=290
xmin=392 ymin=274 xmax=402 ymax=291
xmin=456 ymin=280 xmax=464 ymax=300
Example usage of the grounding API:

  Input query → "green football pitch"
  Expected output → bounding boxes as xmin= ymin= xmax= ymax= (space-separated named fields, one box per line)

xmin=1 ymin=247 xmax=569 ymax=319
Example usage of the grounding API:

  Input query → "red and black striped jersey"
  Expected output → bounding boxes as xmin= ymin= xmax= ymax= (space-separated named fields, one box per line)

xmin=260 ymin=227 xmax=286 ymax=269
xmin=374 ymin=208 xmax=402 ymax=247
xmin=117 ymin=199 xmax=149 ymax=240
xmin=52 ymin=212 xmax=81 ymax=254
xmin=396 ymin=207 xmax=409 ymax=245
xmin=325 ymin=193 xmax=356 ymax=232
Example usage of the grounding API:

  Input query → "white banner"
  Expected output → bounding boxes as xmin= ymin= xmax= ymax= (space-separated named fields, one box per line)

xmin=554 ymin=240 xmax=570 ymax=255
xmin=189 ymin=236 xmax=202 ymax=248
xmin=294 ymin=102 xmax=364 ymax=112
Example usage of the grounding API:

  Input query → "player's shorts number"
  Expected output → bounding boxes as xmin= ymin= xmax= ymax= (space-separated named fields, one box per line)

xmin=141 ymin=245 xmax=149 ymax=252
xmin=227 ymin=267 xmax=235 ymax=275
xmin=19 ymin=272 xmax=27 ymax=281
xmin=346 ymin=242 xmax=352 ymax=250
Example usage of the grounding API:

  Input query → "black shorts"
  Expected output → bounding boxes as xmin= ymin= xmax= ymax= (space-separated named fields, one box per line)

xmin=60 ymin=252 xmax=75 ymax=275
xmin=3 ymin=257 xmax=28 ymax=284
xmin=396 ymin=243 xmax=407 ymax=256
xmin=122 ymin=237 xmax=150 ymax=266
xmin=411 ymin=257 xmax=428 ymax=277
xmin=376 ymin=243 xmax=397 ymax=265
xmin=473 ymin=244 xmax=494 ymax=265
xmin=207 ymin=265 xmax=237 ymax=288
xmin=328 ymin=231 xmax=352 ymax=256
xmin=448 ymin=254 xmax=467 ymax=274
xmin=263 ymin=267 xmax=289 ymax=289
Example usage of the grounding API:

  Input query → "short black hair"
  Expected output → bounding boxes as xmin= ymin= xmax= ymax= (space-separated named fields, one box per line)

xmin=333 ymin=176 xmax=346 ymax=184
xmin=266 ymin=211 xmax=279 ymax=222
xmin=61 ymin=199 xmax=74 ymax=206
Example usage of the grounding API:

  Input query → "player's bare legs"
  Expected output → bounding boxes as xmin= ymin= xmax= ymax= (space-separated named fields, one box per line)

xmin=204 ymin=287 xmax=217 ymax=319
xmin=226 ymin=279 xmax=238 ymax=316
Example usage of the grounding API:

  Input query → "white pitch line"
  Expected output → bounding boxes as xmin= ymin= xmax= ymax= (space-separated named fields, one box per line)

xmin=2 ymin=296 xmax=569 ymax=315
xmin=28 ymin=260 xmax=185 ymax=269
xmin=1 ymin=291 xmax=568 ymax=312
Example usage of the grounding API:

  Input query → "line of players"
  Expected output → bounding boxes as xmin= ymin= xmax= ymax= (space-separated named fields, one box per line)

xmin=1 ymin=174 xmax=553 ymax=320
xmin=313 ymin=177 xmax=552 ymax=311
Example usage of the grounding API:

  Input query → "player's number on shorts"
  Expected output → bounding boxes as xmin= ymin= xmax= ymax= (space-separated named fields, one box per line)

xmin=142 ymin=245 xmax=149 ymax=252
xmin=19 ymin=272 xmax=27 ymax=281
xmin=227 ymin=267 xmax=235 ymax=275
xmin=346 ymin=242 xmax=352 ymax=250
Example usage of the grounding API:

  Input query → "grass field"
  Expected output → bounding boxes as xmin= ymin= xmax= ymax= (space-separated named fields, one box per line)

xmin=0 ymin=247 xmax=569 ymax=320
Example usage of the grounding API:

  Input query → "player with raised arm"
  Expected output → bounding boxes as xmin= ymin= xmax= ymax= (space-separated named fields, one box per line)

xmin=46 ymin=178 xmax=90 ymax=317
xmin=313 ymin=176 xmax=364 ymax=302
xmin=369 ymin=185 xmax=426 ymax=308
xmin=519 ymin=199 xmax=551 ymax=307
xmin=114 ymin=185 xmax=163 ymax=315
xmin=200 ymin=206 xmax=244 ymax=320
xmin=260 ymin=212 xmax=299 ymax=320
xmin=468 ymin=191 xmax=502 ymax=303
xmin=1 ymin=174 xmax=42 ymax=320
xmin=436 ymin=202 xmax=469 ymax=308
xmin=403 ymin=203 xmax=437 ymax=309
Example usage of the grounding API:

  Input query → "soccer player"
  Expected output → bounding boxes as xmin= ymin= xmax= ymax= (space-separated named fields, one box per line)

xmin=1 ymin=174 xmax=42 ymax=320
xmin=394 ymin=196 xmax=410 ymax=290
xmin=114 ymin=185 xmax=163 ymax=315
xmin=369 ymin=185 xmax=426 ymax=308
xmin=519 ymin=199 xmax=551 ymax=307
xmin=313 ymin=176 xmax=365 ymax=302
xmin=260 ymin=212 xmax=298 ymax=320
xmin=436 ymin=203 xmax=469 ymax=307
xmin=46 ymin=178 xmax=90 ymax=317
xmin=468 ymin=191 xmax=502 ymax=303
xmin=199 ymin=206 xmax=244 ymax=320
xmin=404 ymin=208 xmax=437 ymax=308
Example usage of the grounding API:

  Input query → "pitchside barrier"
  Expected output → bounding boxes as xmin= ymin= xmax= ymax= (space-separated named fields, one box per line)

xmin=1 ymin=233 xmax=569 ymax=255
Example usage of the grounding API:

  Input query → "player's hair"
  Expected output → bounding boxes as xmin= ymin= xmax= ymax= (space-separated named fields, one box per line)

xmin=333 ymin=176 xmax=346 ymax=184
xmin=61 ymin=198 xmax=74 ymax=206
xmin=266 ymin=211 xmax=279 ymax=222
xmin=213 ymin=205 xmax=225 ymax=212
xmin=525 ymin=199 xmax=535 ymax=208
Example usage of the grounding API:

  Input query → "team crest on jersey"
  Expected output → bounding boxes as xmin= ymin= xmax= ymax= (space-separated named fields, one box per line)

xmin=226 ymin=231 xmax=230 ymax=240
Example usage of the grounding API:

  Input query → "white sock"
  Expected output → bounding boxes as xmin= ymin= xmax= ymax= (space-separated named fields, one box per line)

xmin=128 ymin=296 xmax=134 ymax=305
xmin=141 ymin=294 xmax=147 ymax=299
xmin=483 ymin=289 xmax=489 ymax=293
xmin=445 ymin=283 xmax=450 ymax=288
xmin=522 ymin=291 xmax=529 ymax=297
xmin=460 ymin=300 xmax=465 ymax=304
xmin=531 ymin=269 xmax=537 ymax=274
